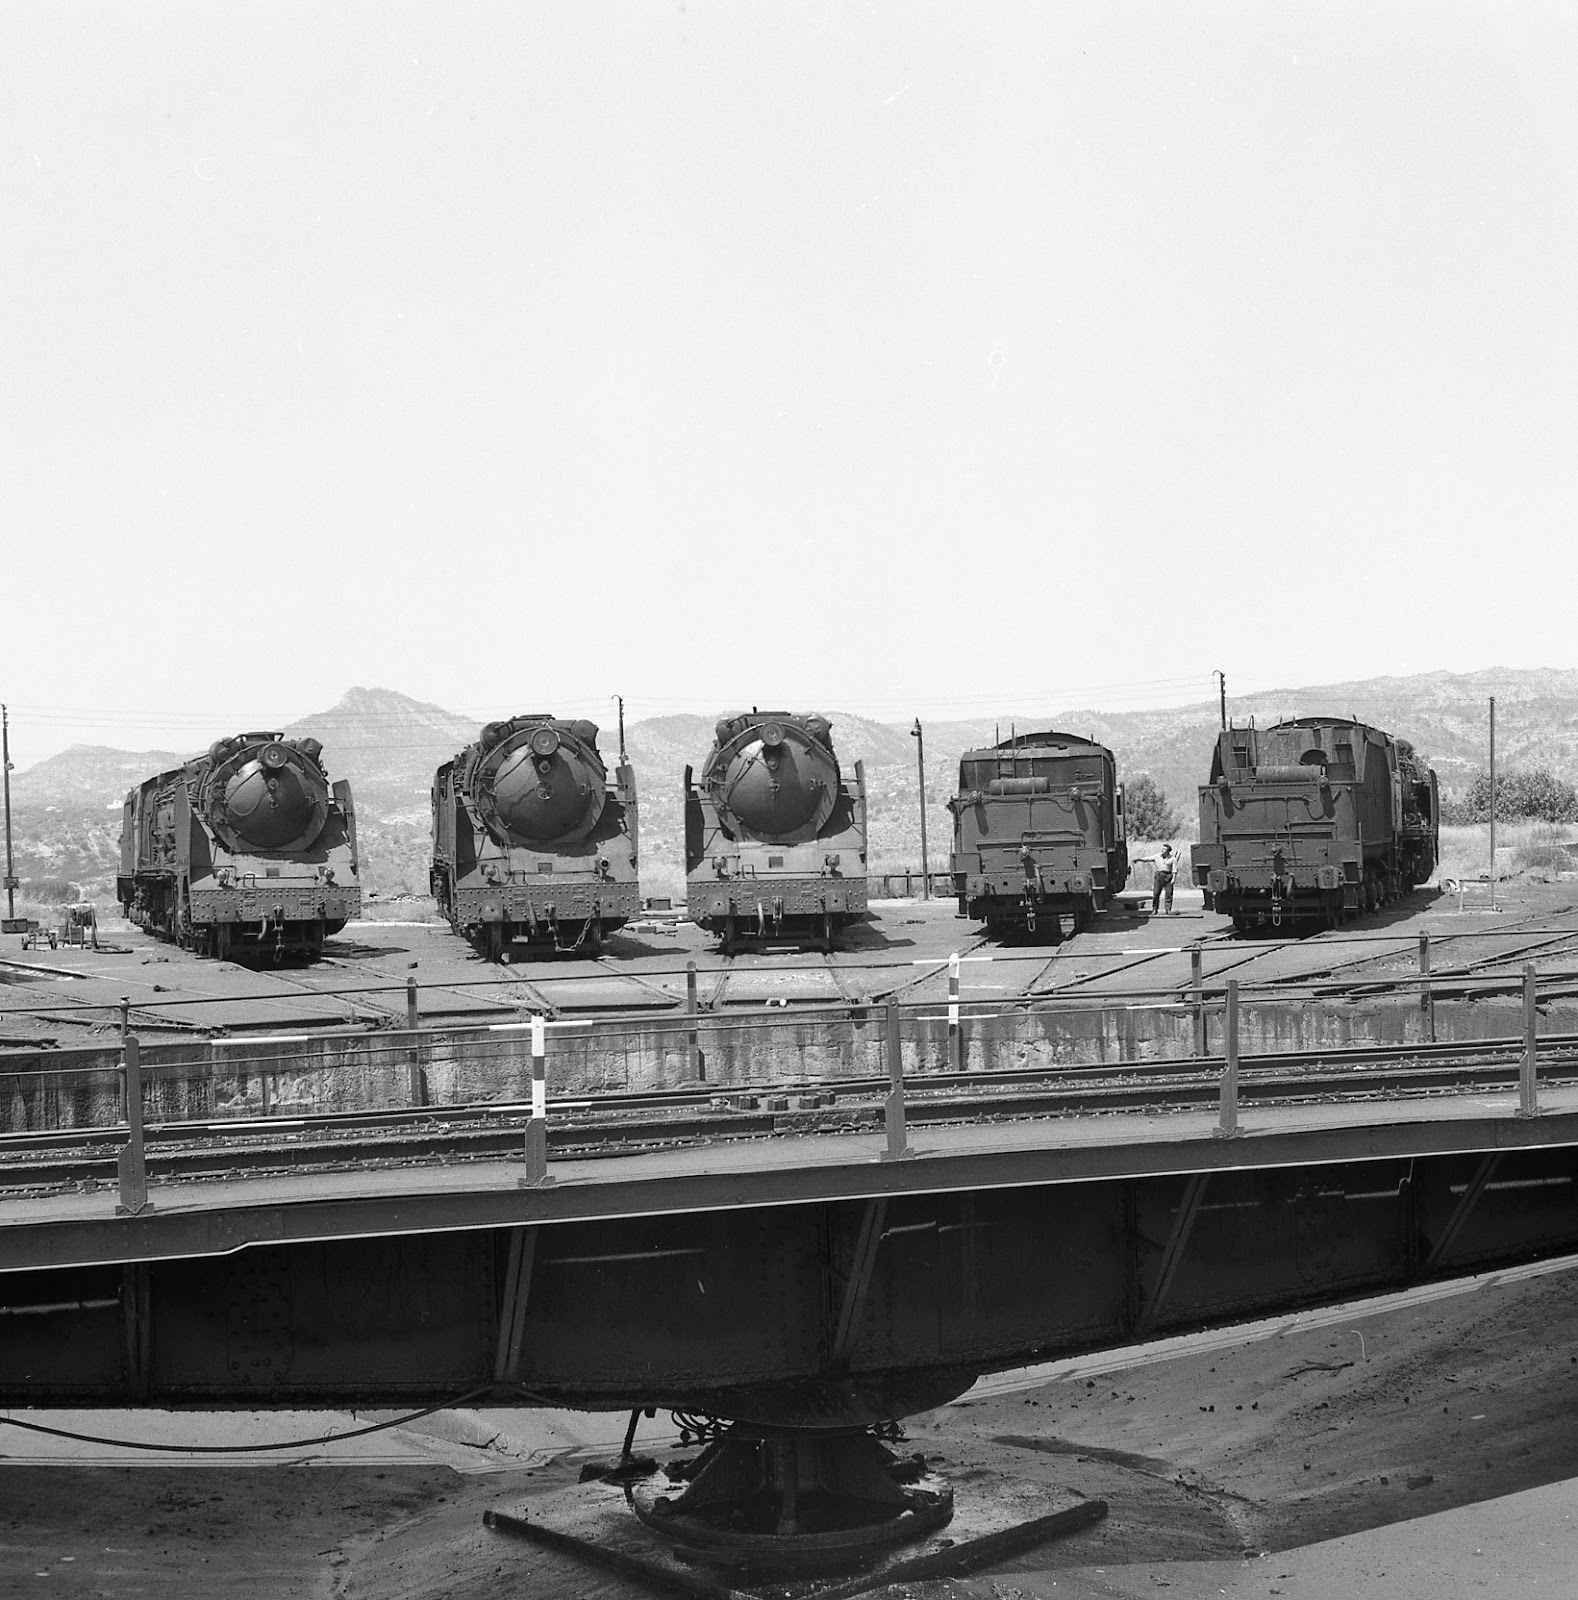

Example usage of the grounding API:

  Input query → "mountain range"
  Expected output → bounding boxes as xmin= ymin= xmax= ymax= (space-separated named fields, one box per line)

xmin=5 ymin=669 xmax=1574 ymax=909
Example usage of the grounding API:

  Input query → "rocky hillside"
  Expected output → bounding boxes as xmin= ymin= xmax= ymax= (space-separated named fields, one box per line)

xmin=4 ymin=672 xmax=1573 ymax=911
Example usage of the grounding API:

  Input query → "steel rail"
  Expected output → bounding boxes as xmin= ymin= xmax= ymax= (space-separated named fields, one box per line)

xmin=5 ymin=919 xmax=1578 ymax=1024
xmin=8 ymin=1049 xmax=1575 ymax=1194
xmin=4 ymin=955 xmax=1577 ymax=1058
xmin=1331 ymin=928 xmax=1578 ymax=1000
xmin=8 ymin=1030 xmax=1578 ymax=1190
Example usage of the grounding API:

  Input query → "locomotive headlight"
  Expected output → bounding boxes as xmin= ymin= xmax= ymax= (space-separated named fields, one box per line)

xmin=529 ymin=728 xmax=561 ymax=758
xmin=761 ymin=721 xmax=786 ymax=748
xmin=261 ymin=743 xmax=289 ymax=770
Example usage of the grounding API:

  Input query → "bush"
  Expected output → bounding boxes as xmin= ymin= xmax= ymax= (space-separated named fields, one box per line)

xmin=1127 ymin=774 xmax=1180 ymax=841
xmin=1444 ymin=767 xmax=1578 ymax=825
xmin=27 ymin=877 xmax=79 ymax=905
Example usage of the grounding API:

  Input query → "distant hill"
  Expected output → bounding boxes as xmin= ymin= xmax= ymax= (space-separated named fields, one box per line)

xmin=283 ymin=685 xmax=480 ymax=826
xmin=4 ymin=671 xmax=1572 ymax=910
xmin=1059 ymin=668 xmax=1578 ymax=832
xmin=9 ymin=745 xmax=191 ymax=805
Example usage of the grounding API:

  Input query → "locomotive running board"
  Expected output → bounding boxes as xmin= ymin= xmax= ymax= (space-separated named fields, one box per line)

xmin=485 ymin=1469 xmax=1106 ymax=1598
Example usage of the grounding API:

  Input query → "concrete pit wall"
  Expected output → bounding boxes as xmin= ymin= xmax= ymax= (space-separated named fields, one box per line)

xmin=2 ymin=994 xmax=1574 ymax=1135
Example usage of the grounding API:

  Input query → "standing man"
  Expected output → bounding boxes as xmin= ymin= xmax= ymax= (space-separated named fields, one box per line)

xmin=1152 ymin=843 xmax=1177 ymax=915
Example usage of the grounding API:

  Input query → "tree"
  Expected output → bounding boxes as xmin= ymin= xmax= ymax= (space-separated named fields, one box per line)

xmin=1447 ymin=767 xmax=1578 ymax=825
xmin=1126 ymin=774 xmax=1181 ymax=840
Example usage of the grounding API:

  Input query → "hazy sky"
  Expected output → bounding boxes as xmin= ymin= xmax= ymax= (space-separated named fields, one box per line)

xmin=4 ymin=4 xmax=1576 ymax=764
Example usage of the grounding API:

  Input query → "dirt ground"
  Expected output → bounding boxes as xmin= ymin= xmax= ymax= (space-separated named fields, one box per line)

xmin=6 ymin=1261 xmax=1578 ymax=1599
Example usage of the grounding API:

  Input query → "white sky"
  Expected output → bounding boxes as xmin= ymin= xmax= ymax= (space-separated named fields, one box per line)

xmin=4 ymin=4 xmax=1576 ymax=765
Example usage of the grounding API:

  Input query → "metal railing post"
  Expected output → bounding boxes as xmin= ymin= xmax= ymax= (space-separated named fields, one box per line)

xmin=119 ymin=996 xmax=130 ymax=1042
xmin=1520 ymin=964 xmax=1539 ymax=1117
xmin=882 ymin=999 xmax=910 ymax=1160
xmin=116 ymin=1034 xmax=151 ymax=1215
xmin=1191 ymin=944 xmax=1206 ymax=1058
xmin=947 ymin=952 xmax=962 ymax=1072
xmin=523 ymin=1013 xmax=552 ymax=1184
xmin=1418 ymin=933 xmax=1434 ymax=1043
xmin=1216 ymin=979 xmax=1241 ymax=1138
xmin=406 ymin=976 xmax=426 ymax=1106
xmin=686 ymin=959 xmax=703 ymax=1081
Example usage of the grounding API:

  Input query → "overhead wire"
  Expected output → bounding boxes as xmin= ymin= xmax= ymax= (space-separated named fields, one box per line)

xmin=4 ymin=674 xmax=1221 ymax=739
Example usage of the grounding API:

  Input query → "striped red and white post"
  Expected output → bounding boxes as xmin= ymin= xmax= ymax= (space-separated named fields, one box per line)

xmin=524 ymin=1013 xmax=550 ymax=1183
xmin=947 ymin=952 xmax=962 ymax=1072
xmin=1216 ymin=979 xmax=1241 ymax=1138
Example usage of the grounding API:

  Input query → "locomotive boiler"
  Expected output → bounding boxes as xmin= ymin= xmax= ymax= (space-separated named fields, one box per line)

xmin=1191 ymin=716 xmax=1439 ymax=930
xmin=430 ymin=714 xmax=639 ymax=960
xmin=949 ymin=731 xmax=1129 ymax=939
xmin=117 ymin=733 xmax=360 ymax=960
xmin=685 ymin=711 xmax=867 ymax=952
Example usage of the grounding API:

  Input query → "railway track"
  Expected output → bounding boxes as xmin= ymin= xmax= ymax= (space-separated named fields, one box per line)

xmin=9 ymin=917 xmax=1578 ymax=1044
xmin=864 ymin=934 xmax=993 ymax=1005
xmin=698 ymin=954 xmax=735 ymax=1011
xmin=10 ymin=1032 xmax=1578 ymax=1196
xmin=819 ymin=952 xmax=869 ymax=1006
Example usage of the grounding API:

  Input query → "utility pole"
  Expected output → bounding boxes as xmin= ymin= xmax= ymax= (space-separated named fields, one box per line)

xmin=615 ymin=694 xmax=627 ymax=762
xmin=1489 ymin=696 xmax=1497 ymax=913
xmin=911 ymin=718 xmax=930 ymax=900
xmin=1215 ymin=670 xmax=1227 ymax=730
xmin=2 ymin=704 xmax=21 ymax=932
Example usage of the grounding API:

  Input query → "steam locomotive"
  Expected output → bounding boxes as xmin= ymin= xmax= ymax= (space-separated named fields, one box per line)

xmin=117 ymin=733 xmax=360 ymax=959
xmin=949 ymin=731 xmax=1129 ymax=939
xmin=430 ymin=714 xmax=639 ymax=960
xmin=685 ymin=711 xmax=867 ymax=952
xmin=1191 ymin=716 xmax=1439 ymax=930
